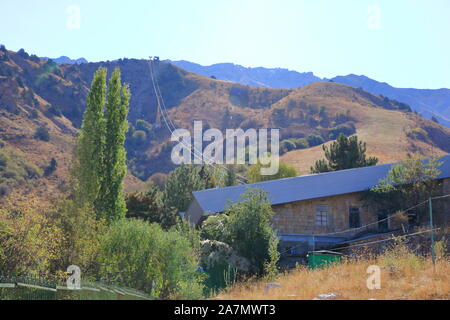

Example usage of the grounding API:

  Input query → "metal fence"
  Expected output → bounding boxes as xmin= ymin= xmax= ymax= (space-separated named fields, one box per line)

xmin=0 ymin=275 xmax=152 ymax=300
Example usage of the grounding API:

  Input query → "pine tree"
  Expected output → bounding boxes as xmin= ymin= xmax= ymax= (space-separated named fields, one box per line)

xmin=311 ymin=133 xmax=378 ymax=173
xmin=96 ymin=68 xmax=130 ymax=223
xmin=73 ymin=67 xmax=106 ymax=205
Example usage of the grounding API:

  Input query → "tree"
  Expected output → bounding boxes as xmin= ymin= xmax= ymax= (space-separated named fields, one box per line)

xmin=224 ymin=165 xmax=237 ymax=187
xmin=311 ymin=133 xmax=378 ymax=173
xmin=364 ymin=154 xmax=443 ymax=222
xmin=247 ymin=160 xmax=298 ymax=183
xmin=125 ymin=184 xmax=162 ymax=223
xmin=222 ymin=188 xmax=279 ymax=275
xmin=73 ymin=67 xmax=106 ymax=206
xmin=161 ymin=165 xmax=210 ymax=213
xmin=95 ymin=68 xmax=130 ymax=223
xmin=73 ymin=67 xmax=130 ymax=224
xmin=34 ymin=126 xmax=50 ymax=141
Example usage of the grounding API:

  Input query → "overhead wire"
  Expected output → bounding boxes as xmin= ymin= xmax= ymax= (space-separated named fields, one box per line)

xmin=146 ymin=58 xmax=248 ymax=184
xmin=278 ymin=193 xmax=449 ymax=256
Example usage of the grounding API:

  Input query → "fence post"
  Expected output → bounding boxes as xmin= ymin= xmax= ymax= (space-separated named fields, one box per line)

xmin=429 ymin=197 xmax=436 ymax=266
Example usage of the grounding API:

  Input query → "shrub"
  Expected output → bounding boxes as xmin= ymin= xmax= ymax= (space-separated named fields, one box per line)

xmin=0 ymin=192 xmax=64 ymax=276
xmin=292 ymin=138 xmax=309 ymax=149
xmin=306 ymin=134 xmax=324 ymax=147
xmin=406 ymin=127 xmax=428 ymax=141
xmin=97 ymin=219 xmax=204 ymax=299
xmin=34 ymin=126 xmax=50 ymax=141
xmin=135 ymin=119 xmax=153 ymax=134
xmin=44 ymin=158 xmax=57 ymax=176
xmin=379 ymin=238 xmax=424 ymax=274
xmin=28 ymin=109 xmax=39 ymax=119
xmin=125 ymin=187 xmax=162 ymax=223
xmin=200 ymin=214 xmax=229 ymax=242
xmin=0 ymin=148 xmax=43 ymax=185
xmin=49 ymin=199 xmax=106 ymax=274
xmin=132 ymin=130 xmax=147 ymax=144
xmin=247 ymin=160 xmax=298 ymax=183
xmin=328 ymin=122 xmax=356 ymax=140
xmin=48 ymin=105 xmax=62 ymax=117
xmin=222 ymin=188 xmax=279 ymax=275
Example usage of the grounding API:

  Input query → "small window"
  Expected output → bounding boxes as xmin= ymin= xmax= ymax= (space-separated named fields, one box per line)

xmin=316 ymin=205 xmax=329 ymax=226
xmin=349 ymin=207 xmax=361 ymax=228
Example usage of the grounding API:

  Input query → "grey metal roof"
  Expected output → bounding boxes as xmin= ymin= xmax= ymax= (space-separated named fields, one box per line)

xmin=192 ymin=154 xmax=450 ymax=213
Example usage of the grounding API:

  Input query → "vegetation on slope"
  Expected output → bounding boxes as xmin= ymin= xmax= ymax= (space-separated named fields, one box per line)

xmin=219 ymin=239 xmax=450 ymax=300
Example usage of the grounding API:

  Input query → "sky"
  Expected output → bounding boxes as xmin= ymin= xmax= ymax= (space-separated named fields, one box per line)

xmin=1 ymin=0 xmax=449 ymax=89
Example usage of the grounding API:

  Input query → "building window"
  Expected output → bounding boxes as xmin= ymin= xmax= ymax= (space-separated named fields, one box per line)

xmin=349 ymin=207 xmax=361 ymax=228
xmin=315 ymin=205 xmax=329 ymax=226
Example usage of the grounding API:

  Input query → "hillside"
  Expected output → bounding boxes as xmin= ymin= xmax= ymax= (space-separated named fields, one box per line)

xmin=1 ymin=47 xmax=450 ymax=198
xmin=170 ymin=60 xmax=450 ymax=128
xmin=332 ymin=74 xmax=450 ymax=128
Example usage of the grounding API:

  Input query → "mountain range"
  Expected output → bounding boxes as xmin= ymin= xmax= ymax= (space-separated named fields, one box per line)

xmin=42 ymin=56 xmax=450 ymax=128
xmin=170 ymin=61 xmax=450 ymax=128
xmin=1 ymin=47 xmax=449 ymax=199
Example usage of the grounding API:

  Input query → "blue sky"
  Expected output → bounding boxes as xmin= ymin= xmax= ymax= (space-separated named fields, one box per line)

xmin=1 ymin=0 xmax=449 ymax=89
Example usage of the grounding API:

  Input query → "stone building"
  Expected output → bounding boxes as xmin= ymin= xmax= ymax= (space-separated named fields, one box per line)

xmin=185 ymin=155 xmax=450 ymax=253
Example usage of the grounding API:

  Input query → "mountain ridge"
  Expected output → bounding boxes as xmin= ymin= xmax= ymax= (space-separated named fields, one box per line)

xmin=1 ymin=47 xmax=450 ymax=199
xmin=171 ymin=60 xmax=450 ymax=128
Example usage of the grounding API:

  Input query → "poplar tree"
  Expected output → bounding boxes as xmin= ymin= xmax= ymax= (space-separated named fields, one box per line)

xmin=73 ymin=67 xmax=130 ymax=224
xmin=73 ymin=67 xmax=106 ymax=205
xmin=96 ymin=68 xmax=130 ymax=222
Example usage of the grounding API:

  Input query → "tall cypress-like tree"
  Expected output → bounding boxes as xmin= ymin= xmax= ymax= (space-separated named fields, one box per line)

xmin=96 ymin=68 xmax=130 ymax=222
xmin=73 ymin=67 xmax=107 ymax=205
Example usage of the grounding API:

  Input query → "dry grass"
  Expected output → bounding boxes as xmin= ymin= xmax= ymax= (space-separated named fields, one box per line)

xmin=219 ymin=244 xmax=450 ymax=300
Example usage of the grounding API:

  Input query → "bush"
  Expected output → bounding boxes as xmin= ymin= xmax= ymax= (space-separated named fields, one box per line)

xmin=222 ymin=188 xmax=279 ymax=275
xmin=280 ymin=139 xmax=297 ymax=154
xmin=201 ymin=214 xmax=229 ymax=242
xmin=0 ymin=193 xmax=64 ymax=276
xmin=247 ymin=160 xmax=298 ymax=183
xmin=292 ymin=138 xmax=309 ymax=149
xmin=49 ymin=199 xmax=105 ymax=274
xmin=328 ymin=122 xmax=356 ymax=140
xmin=34 ymin=126 xmax=50 ymax=141
xmin=135 ymin=119 xmax=153 ymax=134
xmin=44 ymin=158 xmax=57 ymax=176
xmin=306 ymin=134 xmax=324 ymax=147
xmin=132 ymin=130 xmax=147 ymax=145
xmin=48 ymin=105 xmax=62 ymax=117
xmin=406 ymin=127 xmax=428 ymax=141
xmin=125 ymin=187 xmax=162 ymax=223
xmin=0 ymin=148 xmax=42 ymax=185
xmin=28 ymin=109 xmax=39 ymax=119
xmin=97 ymin=219 xmax=204 ymax=299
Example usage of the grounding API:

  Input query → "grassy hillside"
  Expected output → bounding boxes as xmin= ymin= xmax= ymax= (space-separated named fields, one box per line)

xmin=279 ymin=83 xmax=450 ymax=173
xmin=1 ymin=47 xmax=450 ymax=197
xmin=219 ymin=239 xmax=450 ymax=300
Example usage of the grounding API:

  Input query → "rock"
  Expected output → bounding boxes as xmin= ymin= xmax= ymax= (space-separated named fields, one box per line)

xmin=264 ymin=282 xmax=282 ymax=292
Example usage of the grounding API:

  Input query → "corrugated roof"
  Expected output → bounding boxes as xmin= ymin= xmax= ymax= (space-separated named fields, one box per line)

xmin=192 ymin=155 xmax=450 ymax=213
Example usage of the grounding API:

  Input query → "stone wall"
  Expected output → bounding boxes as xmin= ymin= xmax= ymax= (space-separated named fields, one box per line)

xmin=271 ymin=192 xmax=379 ymax=237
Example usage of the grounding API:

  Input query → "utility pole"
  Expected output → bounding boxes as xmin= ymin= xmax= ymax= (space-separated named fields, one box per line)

xmin=429 ymin=197 xmax=436 ymax=266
